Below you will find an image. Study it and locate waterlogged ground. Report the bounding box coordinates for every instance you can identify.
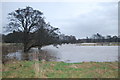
[2,43,119,78]
[7,44,118,63]
[42,44,118,63]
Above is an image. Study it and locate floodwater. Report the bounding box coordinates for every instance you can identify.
[6,44,119,63]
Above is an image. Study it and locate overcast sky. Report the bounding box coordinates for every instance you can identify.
[1,2,118,38]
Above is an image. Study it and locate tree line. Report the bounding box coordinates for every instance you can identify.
[2,31,77,45]
[2,32,119,44]
[77,33,120,43]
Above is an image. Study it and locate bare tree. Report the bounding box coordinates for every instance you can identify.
[6,6,46,52]
[5,6,61,52]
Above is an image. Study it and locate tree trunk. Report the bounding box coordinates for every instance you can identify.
[38,45,42,51]
[23,30,29,52]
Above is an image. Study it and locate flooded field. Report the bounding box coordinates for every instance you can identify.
[6,44,119,63]
[42,44,118,63]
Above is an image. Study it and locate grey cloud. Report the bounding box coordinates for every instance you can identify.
[58,2,118,38]
[2,2,118,38]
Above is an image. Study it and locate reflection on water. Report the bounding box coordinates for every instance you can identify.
[6,48,59,61]
[6,50,22,60]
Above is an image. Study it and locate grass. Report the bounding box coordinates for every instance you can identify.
[76,42,120,46]
[2,61,118,78]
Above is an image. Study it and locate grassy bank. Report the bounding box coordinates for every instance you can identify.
[2,61,118,78]
[76,42,120,46]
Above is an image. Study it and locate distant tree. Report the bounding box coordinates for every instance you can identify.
[118,35,120,42]
[69,35,76,43]
[112,35,118,42]
[106,35,112,42]
[91,33,104,42]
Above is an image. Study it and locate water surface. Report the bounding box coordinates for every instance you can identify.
[42,44,118,63]
[7,44,118,63]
